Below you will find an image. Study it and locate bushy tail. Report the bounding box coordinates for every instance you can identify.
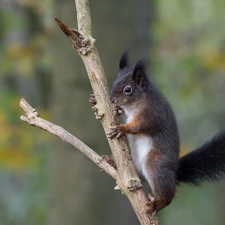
[177,130,225,185]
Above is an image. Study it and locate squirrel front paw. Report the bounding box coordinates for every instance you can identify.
[107,125,124,139]
[112,105,123,116]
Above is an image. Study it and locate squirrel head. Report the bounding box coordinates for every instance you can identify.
[110,50,150,107]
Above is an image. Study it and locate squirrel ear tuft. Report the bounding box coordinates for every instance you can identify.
[119,50,129,70]
[132,58,149,88]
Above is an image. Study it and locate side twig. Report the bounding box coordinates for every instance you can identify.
[19,98,117,180]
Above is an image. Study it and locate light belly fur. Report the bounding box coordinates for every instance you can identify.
[126,133,153,178]
[122,105,153,178]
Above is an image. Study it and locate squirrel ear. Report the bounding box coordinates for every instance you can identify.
[119,50,129,70]
[132,58,148,88]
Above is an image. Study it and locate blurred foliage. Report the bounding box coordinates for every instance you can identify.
[153,0,225,149]
[0,0,51,224]
[0,89,50,170]
[152,1,225,224]
[0,0,225,224]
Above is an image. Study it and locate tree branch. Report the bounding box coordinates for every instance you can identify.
[19,98,117,180]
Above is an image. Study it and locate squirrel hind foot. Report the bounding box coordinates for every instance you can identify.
[147,193,155,203]
[101,155,117,169]
[146,205,156,216]
[146,193,156,216]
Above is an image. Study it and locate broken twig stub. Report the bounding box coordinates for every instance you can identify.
[53,16,95,55]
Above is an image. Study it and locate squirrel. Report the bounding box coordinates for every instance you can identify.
[105,50,225,215]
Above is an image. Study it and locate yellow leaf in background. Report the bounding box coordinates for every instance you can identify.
[0,111,7,123]
[7,43,34,76]
[0,147,38,171]
[0,124,12,146]
[16,0,44,14]
[0,106,48,170]
[204,52,225,69]
[7,43,31,59]
[17,56,34,76]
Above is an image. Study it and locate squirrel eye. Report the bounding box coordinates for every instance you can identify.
[123,85,132,94]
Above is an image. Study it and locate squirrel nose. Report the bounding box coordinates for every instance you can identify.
[110,97,117,104]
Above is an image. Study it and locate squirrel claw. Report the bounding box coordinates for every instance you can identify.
[89,94,97,104]
[107,126,123,139]
[112,105,122,116]
[116,132,123,138]
[147,193,155,203]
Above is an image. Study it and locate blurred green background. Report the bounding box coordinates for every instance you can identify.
[1,0,225,224]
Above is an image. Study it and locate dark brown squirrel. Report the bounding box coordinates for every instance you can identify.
[105,50,225,214]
